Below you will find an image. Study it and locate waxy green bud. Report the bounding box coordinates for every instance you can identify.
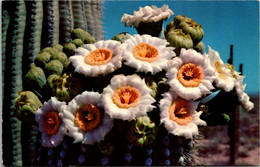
[45,60,63,76]
[126,116,157,147]
[193,41,205,53]
[34,52,51,69]
[166,28,193,49]
[72,39,84,48]
[52,44,63,52]
[177,20,204,45]
[64,42,77,56]
[14,91,42,123]
[173,15,191,27]
[165,20,175,35]
[25,66,46,90]
[51,51,70,68]
[71,28,95,44]
[112,32,132,43]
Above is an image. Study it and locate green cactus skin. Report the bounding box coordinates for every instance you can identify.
[23,1,43,75]
[2,6,10,103]
[41,1,60,49]
[58,0,74,45]
[84,0,95,38]
[2,1,26,166]
[72,0,88,31]
[91,0,104,40]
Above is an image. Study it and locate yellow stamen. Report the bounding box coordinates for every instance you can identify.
[169,98,192,125]
[132,43,158,62]
[85,48,113,65]
[177,63,203,87]
[75,104,102,132]
[214,61,226,79]
[112,86,140,109]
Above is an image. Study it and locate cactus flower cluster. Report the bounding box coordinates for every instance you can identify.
[12,4,254,166]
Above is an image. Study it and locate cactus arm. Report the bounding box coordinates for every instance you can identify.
[58,0,74,45]
[91,0,104,40]
[41,1,60,49]
[84,0,95,37]
[23,1,43,77]
[71,0,87,31]
[1,7,10,101]
[2,1,27,166]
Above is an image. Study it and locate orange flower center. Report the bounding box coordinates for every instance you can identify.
[132,43,158,62]
[214,61,226,79]
[75,104,102,132]
[84,48,113,65]
[112,86,140,109]
[177,63,204,87]
[169,98,192,125]
[44,111,61,136]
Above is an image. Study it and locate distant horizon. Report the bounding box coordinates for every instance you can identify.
[102,1,259,95]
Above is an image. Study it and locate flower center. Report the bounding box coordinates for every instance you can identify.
[177,63,203,87]
[84,48,113,65]
[214,61,226,79]
[44,111,61,136]
[169,98,192,125]
[75,104,102,132]
[132,43,158,62]
[112,86,140,109]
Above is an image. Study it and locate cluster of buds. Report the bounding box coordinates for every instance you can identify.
[126,116,157,147]
[165,15,205,54]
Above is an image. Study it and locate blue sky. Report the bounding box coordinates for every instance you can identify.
[102,1,259,95]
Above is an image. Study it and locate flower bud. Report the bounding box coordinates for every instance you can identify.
[63,42,77,56]
[166,28,193,50]
[14,91,42,123]
[52,44,63,52]
[45,60,63,76]
[112,32,132,43]
[193,41,205,53]
[51,51,70,68]
[72,39,84,48]
[34,52,51,69]
[25,66,46,90]
[71,28,95,44]
[165,20,175,35]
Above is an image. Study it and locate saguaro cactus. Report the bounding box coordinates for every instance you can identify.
[2,1,104,166]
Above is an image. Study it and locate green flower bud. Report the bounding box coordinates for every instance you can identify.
[173,15,191,27]
[193,41,205,53]
[165,20,175,35]
[34,52,51,69]
[40,47,57,57]
[25,66,46,90]
[111,32,132,43]
[14,91,42,123]
[166,28,193,49]
[177,19,204,45]
[47,73,84,102]
[51,51,70,68]
[63,42,77,56]
[45,60,63,76]
[145,78,158,98]
[126,116,157,147]
[52,44,63,52]
[72,39,84,48]
[71,28,95,44]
